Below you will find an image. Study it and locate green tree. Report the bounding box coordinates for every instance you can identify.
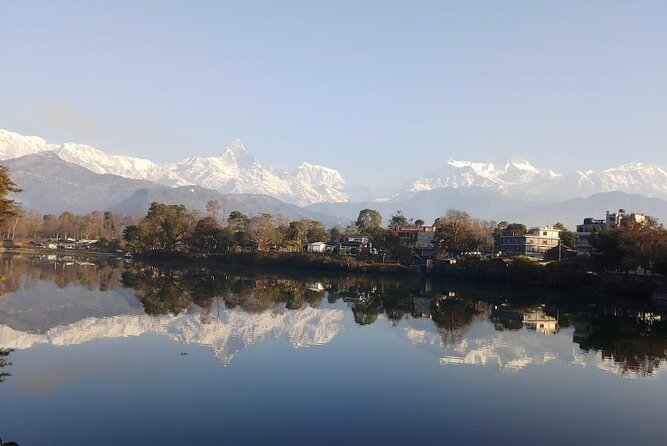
[553,222,576,248]
[228,211,249,231]
[329,225,344,243]
[591,216,667,272]
[0,165,21,228]
[368,228,401,261]
[284,219,310,250]
[190,216,222,253]
[306,220,328,243]
[388,210,409,230]
[143,202,197,250]
[356,209,382,234]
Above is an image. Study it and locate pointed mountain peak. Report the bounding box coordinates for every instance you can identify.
[503,157,539,173]
[219,138,255,168]
[223,138,247,156]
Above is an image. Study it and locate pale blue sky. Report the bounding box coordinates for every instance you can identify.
[1,0,666,187]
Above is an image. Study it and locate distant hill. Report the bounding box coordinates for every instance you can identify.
[3,153,342,225]
[307,188,667,228]
[4,153,156,214]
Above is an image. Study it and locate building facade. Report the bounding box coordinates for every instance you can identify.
[499,226,560,259]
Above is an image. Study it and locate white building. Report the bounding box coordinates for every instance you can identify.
[499,226,561,259]
[306,242,327,253]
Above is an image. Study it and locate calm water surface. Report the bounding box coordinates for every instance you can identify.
[1,254,667,445]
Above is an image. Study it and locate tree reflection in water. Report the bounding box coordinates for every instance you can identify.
[117,262,667,377]
[2,255,667,378]
[0,348,12,384]
[574,312,667,378]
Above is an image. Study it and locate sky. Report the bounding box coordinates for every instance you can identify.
[1,0,666,188]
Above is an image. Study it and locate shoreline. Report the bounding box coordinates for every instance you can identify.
[1,247,661,299]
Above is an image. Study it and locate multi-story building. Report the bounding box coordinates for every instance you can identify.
[395,225,436,256]
[576,209,646,255]
[499,226,560,259]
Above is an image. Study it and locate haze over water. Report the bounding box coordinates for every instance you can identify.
[0,255,666,445]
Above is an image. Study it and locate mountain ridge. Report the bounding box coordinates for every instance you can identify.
[0,129,349,206]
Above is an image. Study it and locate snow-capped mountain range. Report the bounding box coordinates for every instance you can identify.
[406,157,667,201]
[2,128,667,205]
[0,129,348,206]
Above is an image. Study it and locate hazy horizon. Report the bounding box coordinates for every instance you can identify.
[2,1,666,188]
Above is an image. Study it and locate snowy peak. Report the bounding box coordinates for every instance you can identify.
[0,129,56,159]
[0,129,349,206]
[220,139,256,169]
[56,142,157,179]
[410,157,547,192]
[408,157,667,201]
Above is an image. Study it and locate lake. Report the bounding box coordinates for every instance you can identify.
[1,254,667,445]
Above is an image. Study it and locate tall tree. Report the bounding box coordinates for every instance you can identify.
[244,214,277,249]
[206,199,224,224]
[143,202,197,250]
[228,211,249,232]
[553,222,576,248]
[388,210,409,230]
[356,209,382,234]
[0,165,21,228]
[434,209,484,255]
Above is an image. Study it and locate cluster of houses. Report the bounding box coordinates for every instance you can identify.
[304,208,646,262]
[306,236,376,256]
[498,208,646,260]
[33,239,99,250]
[306,226,438,258]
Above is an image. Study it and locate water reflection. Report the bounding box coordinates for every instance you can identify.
[0,348,12,383]
[1,254,667,379]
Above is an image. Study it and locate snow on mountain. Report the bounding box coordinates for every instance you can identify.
[4,128,667,204]
[0,129,57,159]
[0,129,349,206]
[409,158,557,193]
[148,141,349,205]
[56,143,157,179]
[407,157,667,201]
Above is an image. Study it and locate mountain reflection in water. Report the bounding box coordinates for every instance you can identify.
[0,254,666,379]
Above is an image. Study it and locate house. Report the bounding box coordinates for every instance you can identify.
[306,242,327,253]
[499,226,560,259]
[336,240,365,256]
[576,209,646,255]
[522,309,559,335]
[395,226,436,247]
[336,236,372,256]
[395,225,437,258]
